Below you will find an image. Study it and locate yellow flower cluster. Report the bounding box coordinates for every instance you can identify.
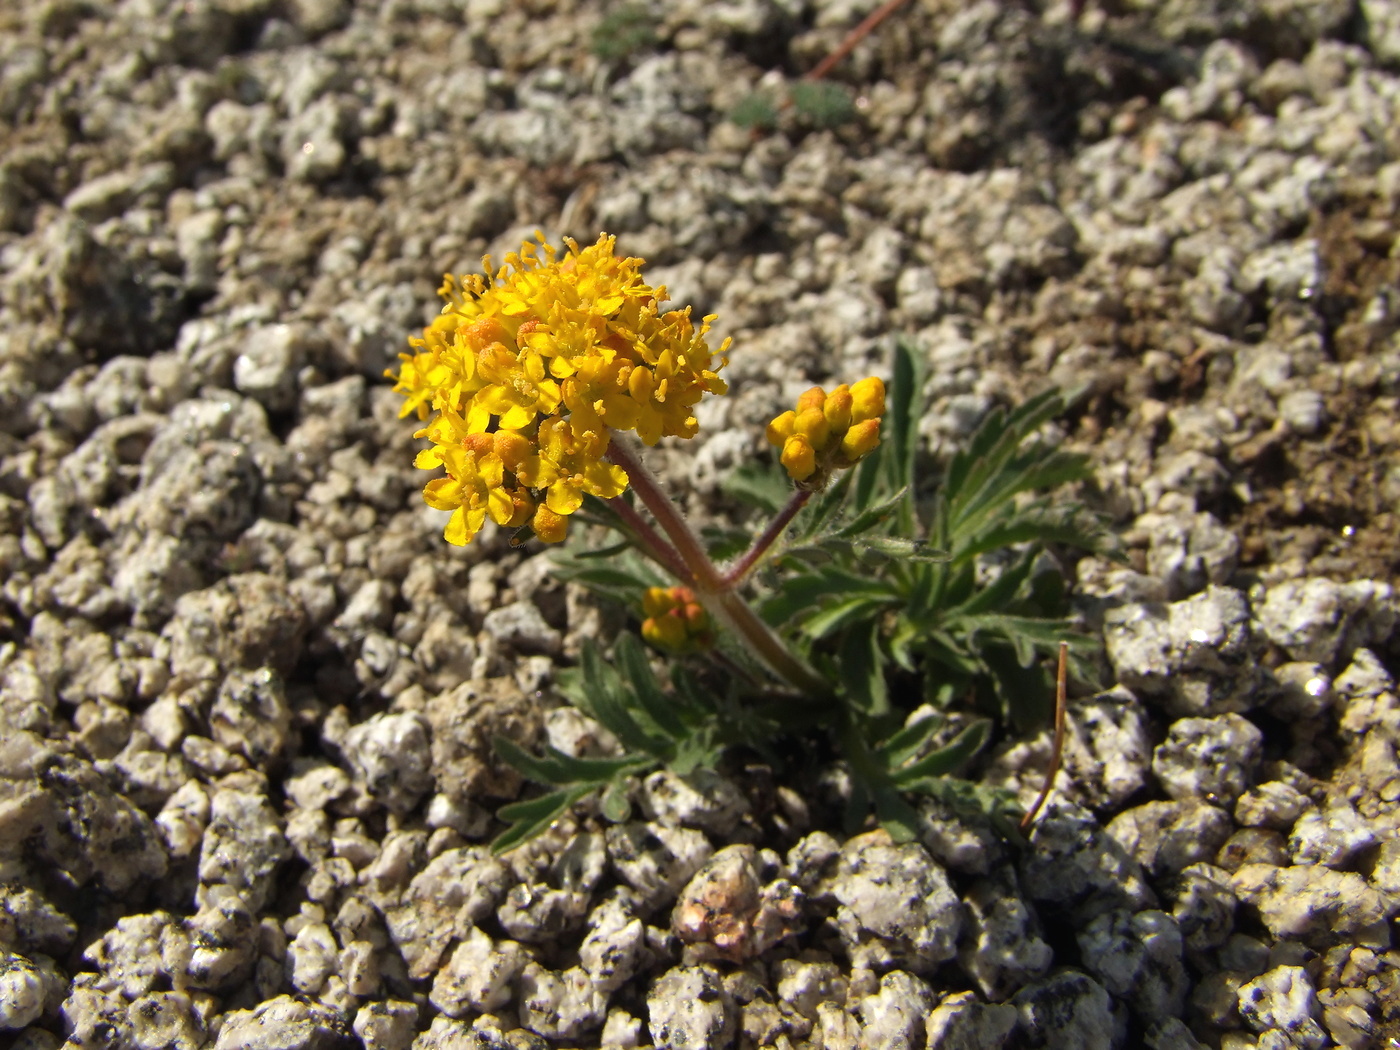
[766,378,885,488]
[640,586,714,654]
[388,235,729,546]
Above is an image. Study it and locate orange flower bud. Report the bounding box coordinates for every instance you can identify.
[851,377,886,424]
[531,504,569,544]
[765,410,797,447]
[794,408,830,450]
[781,434,817,481]
[823,385,853,431]
[642,613,688,652]
[642,586,672,619]
[463,315,510,351]
[640,586,713,653]
[463,432,495,457]
[680,600,709,633]
[493,430,533,472]
[503,486,535,528]
[796,386,827,414]
[840,418,881,462]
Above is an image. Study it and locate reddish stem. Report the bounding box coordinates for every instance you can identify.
[607,495,694,584]
[724,489,812,586]
[1020,641,1070,833]
[604,433,828,696]
[804,0,914,83]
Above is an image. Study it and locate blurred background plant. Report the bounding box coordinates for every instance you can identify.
[590,1,657,64]
[729,79,859,132]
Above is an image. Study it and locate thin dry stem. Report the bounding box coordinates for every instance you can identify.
[1020,641,1069,833]
[804,0,914,83]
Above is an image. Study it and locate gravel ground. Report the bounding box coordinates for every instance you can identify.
[2,0,1399,1047]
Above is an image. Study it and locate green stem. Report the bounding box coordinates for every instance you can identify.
[604,432,830,698]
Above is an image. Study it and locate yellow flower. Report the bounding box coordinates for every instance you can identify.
[766,378,885,489]
[386,233,730,545]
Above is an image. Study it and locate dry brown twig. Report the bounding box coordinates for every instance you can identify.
[804,0,915,83]
[1020,640,1069,833]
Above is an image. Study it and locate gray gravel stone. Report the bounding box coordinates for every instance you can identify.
[990,686,1154,814]
[197,788,290,911]
[1152,715,1264,805]
[958,869,1053,999]
[1266,661,1333,720]
[580,896,647,996]
[209,667,291,766]
[429,926,527,1017]
[1238,965,1329,1049]
[1168,862,1239,961]
[1287,801,1377,869]
[425,677,543,807]
[1104,587,1261,716]
[820,832,963,975]
[1077,909,1188,1025]
[1145,1017,1211,1050]
[853,970,937,1046]
[1230,864,1389,947]
[923,991,1018,1050]
[481,601,563,657]
[23,756,168,897]
[233,324,308,413]
[1256,578,1398,665]
[1234,781,1312,831]
[1361,0,1400,66]
[606,822,713,917]
[213,994,350,1049]
[1021,804,1156,923]
[638,769,749,837]
[0,950,47,1029]
[1107,800,1235,878]
[341,712,434,815]
[647,965,736,1050]
[1139,509,1240,599]
[353,1000,418,1050]
[671,844,803,964]
[1012,969,1125,1049]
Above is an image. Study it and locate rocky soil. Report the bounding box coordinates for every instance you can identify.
[1,0,1399,1047]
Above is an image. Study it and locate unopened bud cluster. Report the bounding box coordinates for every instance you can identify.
[765,378,885,489]
[640,586,714,654]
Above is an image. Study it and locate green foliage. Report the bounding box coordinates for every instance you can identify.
[729,92,780,131]
[494,337,1112,850]
[789,81,857,128]
[730,81,858,132]
[491,634,730,852]
[591,3,657,64]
